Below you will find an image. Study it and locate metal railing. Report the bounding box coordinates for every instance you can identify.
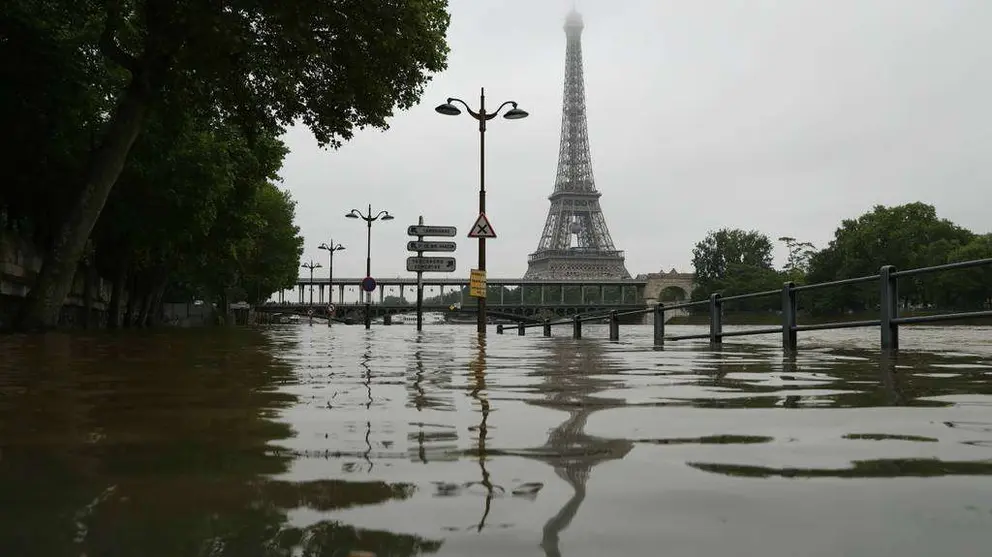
[496,258,992,351]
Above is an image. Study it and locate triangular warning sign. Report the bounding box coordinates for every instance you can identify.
[467,213,496,239]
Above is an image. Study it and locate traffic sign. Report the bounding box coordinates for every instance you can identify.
[361,276,377,292]
[408,225,457,237]
[406,256,456,273]
[467,213,496,239]
[469,269,487,298]
[407,240,456,252]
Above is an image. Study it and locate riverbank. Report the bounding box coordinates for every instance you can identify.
[1,232,221,330]
[0,232,114,329]
[668,310,992,326]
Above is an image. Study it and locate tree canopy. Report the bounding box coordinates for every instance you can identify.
[688,203,990,315]
[2,0,451,330]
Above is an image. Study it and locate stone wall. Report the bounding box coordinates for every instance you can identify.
[0,232,119,329]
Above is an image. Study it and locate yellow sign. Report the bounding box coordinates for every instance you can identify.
[469,268,487,298]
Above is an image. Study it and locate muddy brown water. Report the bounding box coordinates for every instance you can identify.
[1,324,991,556]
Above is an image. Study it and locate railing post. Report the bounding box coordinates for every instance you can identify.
[496,324,504,334]
[781,281,797,351]
[709,293,723,344]
[517,322,525,336]
[573,315,582,339]
[543,319,552,337]
[880,265,899,351]
[653,303,665,346]
[609,310,619,341]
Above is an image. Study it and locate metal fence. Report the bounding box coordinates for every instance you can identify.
[496,258,992,351]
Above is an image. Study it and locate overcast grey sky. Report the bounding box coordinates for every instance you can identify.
[279,0,991,282]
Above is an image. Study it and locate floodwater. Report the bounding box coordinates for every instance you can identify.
[1,323,991,557]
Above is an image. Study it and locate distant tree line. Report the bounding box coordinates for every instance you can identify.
[0,0,450,330]
[690,202,992,314]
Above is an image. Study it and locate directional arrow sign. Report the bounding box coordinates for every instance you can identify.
[408,225,457,237]
[406,256,456,273]
[407,240,457,252]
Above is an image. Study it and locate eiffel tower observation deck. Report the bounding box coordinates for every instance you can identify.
[524,9,631,280]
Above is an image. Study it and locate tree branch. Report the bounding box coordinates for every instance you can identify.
[99,0,139,73]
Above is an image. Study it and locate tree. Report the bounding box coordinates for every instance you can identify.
[16,0,451,330]
[692,228,774,286]
[933,234,992,309]
[238,184,305,306]
[689,229,777,312]
[806,203,974,312]
[778,236,816,283]
[0,1,119,245]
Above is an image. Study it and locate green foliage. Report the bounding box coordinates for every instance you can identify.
[778,236,816,283]
[692,228,774,287]
[0,0,120,244]
[3,0,452,329]
[931,234,992,309]
[806,203,974,313]
[690,229,778,311]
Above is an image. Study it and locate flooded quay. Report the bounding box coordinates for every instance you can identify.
[1,324,991,557]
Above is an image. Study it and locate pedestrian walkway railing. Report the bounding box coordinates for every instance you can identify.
[496,258,992,351]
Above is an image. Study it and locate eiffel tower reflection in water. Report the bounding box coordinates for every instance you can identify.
[464,334,633,556]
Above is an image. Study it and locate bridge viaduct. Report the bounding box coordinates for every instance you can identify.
[261,269,696,324]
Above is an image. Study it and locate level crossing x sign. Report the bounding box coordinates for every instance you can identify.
[467,213,496,239]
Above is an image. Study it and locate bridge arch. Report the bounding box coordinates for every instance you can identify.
[659,285,688,302]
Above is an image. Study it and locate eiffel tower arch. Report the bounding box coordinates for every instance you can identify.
[524,9,631,280]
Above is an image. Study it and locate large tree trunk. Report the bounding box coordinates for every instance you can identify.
[82,261,96,329]
[14,82,151,331]
[123,272,141,328]
[142,273,169,327]
[107,263,127,329]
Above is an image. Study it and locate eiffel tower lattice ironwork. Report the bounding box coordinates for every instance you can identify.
[524,9,630,280]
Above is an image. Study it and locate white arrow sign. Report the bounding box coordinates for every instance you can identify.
[407,240,457,252]
[406,256,457,273]
[408,225,457,237]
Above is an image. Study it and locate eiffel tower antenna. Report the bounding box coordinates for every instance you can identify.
[524,9,631,280]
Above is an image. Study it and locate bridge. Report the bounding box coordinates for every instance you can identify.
[259,271,697,324]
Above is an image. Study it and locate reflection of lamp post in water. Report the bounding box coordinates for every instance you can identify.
[467,336,502,531]
[346,204,394,329]
[360,339,374,472]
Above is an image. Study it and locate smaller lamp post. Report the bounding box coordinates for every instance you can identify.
[318,240,345,324]
[301,260,322,326]
[346,204,394,329]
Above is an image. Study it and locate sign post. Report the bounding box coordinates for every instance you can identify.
[467,213,497,333]
[416,217,424,331]
[407,220,458,331]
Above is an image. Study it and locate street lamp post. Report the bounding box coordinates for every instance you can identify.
[346,204,394,329]
[301,260,322,325]
[318,240,345,325]
[435,87,528,335]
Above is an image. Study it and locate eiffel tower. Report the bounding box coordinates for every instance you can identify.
[524,9,631,280]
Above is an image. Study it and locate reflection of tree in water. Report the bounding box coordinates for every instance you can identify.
[677,344,984,410]
[525,339,634,557]
[0,329,442,557]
